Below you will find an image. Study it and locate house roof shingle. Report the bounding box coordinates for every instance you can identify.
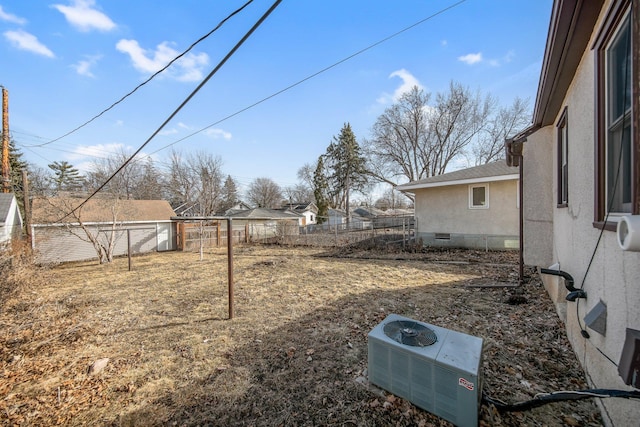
[31,198,176,224]
[396,162,518,192]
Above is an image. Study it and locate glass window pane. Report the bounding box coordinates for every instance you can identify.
[472,187,485,206]
[605,12,632,214]
[607,14,631,125]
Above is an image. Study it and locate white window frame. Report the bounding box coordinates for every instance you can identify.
[469,184,489,209]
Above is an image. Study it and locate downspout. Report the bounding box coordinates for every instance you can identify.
[506,138,525,285]
[506,124,542,285]
[518,155,524,285]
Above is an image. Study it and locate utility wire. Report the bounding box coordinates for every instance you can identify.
[146,0,468,156]
[26,0,254,148]
[54,0,283,223]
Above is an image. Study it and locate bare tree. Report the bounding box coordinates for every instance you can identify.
[28,164,54,197]
[429,82,494,175]
[135,158,166,200]
[365,82,496,186]
[283,184,313,204]
[87,152,166,200]
[374,187,411,210]
[167,150,224,216]
[166,151,224,259]
[472,97,531,165]
[366,86,433,186]
[246,177,282,208]
[297,163,315,189]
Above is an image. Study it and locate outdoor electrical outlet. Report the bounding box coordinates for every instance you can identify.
[618,328,640,389]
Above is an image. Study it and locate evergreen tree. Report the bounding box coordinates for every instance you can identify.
[324,123,368,221]
[8,139,27,192]
[313,155,329,224]
[48,160,84,193]
[219,175,239,213]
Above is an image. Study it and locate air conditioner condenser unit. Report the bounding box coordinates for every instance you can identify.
[368,313,483,427]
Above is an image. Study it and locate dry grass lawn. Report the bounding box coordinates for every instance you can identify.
[0,245,602,426]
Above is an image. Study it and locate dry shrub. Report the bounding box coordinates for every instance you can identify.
[0,239,47,304]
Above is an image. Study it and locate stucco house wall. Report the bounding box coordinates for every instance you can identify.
[522,127,554,268]
[397,162,520,250]
[514,1,640,425]
[412,180,519,249]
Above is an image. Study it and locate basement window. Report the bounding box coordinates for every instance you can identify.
[469,184,489,209]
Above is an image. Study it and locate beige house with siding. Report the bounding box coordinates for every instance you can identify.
[506,0,640,425]
[31,198,177,263]
[396,162,519,250]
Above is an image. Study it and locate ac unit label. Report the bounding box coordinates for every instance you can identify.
[458,378,475,391]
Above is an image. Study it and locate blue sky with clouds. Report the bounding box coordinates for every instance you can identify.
[1,0,552,195]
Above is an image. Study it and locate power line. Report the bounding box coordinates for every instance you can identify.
[55,0,283,223]
[26,0,255,148]
[147,0,468,156]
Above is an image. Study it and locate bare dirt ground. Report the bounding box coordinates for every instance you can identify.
[0,244,603,426]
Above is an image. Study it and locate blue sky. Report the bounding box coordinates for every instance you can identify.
[1,0,552,196]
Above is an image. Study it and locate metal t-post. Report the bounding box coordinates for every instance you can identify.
[227,218,234,319]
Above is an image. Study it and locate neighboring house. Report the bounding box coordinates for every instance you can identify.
[353,206,386,218]
[222,201,252,216]
[327,208,347,226]
[31,198,177,263]
[355,206,415,229]
[281,202,318,226]
[228,207,300,240]
[396,162,519,249]
[0,193,23,246]
[506,1,639,425]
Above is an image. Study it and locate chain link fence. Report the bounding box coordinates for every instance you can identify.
[177,215,416,252]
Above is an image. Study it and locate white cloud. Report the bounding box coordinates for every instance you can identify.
[158,128,178,136]
[376,69,423,105]
[69,142,125,161]
[441,40,447,47]
[52,0,116,32]
[0,6,27,24]
[3,30,54,57]
[458,52,482,65]
[204,128,232,140]
[116,39,209,82]
[487,50,516,67]
[71,54,102,77]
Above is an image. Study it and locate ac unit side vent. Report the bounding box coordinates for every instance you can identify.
[368,314,483,427]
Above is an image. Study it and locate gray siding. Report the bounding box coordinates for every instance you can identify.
[33,222,176,264]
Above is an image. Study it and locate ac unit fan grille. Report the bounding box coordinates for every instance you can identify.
[383,320,437,347]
